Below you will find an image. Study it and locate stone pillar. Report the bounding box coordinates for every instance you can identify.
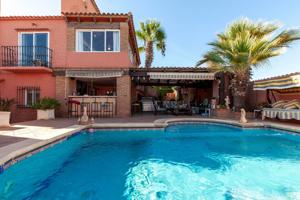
[55,76,76,117]
[117,75,131,117]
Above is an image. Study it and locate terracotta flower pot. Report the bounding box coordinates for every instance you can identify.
[37,109,55,120]
[213,109,231,118]
[0,111,11,127]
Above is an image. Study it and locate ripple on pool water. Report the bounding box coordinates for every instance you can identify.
[124,157,300,200]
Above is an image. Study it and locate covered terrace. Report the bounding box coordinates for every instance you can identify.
[130,67,228,115]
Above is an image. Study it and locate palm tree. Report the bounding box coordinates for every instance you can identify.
[197,18,300,110]
[136,20,166,68]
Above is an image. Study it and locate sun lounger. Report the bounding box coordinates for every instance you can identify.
[262,108,300,120]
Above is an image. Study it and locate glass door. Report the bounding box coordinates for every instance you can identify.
[20,33,49,66]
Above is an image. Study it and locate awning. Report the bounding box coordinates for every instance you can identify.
[254,73,300,90]
[147,72,215,80]
[66,70,124,79]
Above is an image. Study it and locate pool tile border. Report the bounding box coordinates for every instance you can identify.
[0,118,299,173]
[0,126,87,172]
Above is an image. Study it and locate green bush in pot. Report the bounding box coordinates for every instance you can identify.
[0,98,14,111]
[32,97,60,110]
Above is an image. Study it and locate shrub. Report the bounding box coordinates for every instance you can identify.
[0,98,14,111]
[32,98,60,110]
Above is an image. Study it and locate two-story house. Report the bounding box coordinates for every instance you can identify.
[0,0,140,122]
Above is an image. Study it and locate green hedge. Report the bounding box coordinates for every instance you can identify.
[32,98,60,110]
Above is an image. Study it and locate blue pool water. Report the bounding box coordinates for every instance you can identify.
[1,123,300,199]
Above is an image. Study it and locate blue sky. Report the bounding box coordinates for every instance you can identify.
[1,0,300,80]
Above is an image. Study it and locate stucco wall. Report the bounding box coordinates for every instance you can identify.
[0,19,67,68]
[61,0,99,13]
[0,71,56,123]
[64,22,133,69]
[0,19,136,69]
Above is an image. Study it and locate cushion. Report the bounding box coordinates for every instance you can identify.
[272,100,287,108]
[283,99,300,109]
[284,104,298,109]
[296,102,300,109]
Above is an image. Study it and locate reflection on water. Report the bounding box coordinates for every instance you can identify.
[124,158,300,200]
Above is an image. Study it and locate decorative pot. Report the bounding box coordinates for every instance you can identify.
[212,108,231,118]
[0,111,11,127]
[37,109,55,120]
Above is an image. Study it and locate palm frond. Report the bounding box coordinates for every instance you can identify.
[196,18,300,75]
[136,19,167,65]
[138,46,146,53]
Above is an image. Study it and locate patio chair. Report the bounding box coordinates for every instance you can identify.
[174,102,193,116]
[199,99,211,117]
[68,100,81,118]
[153,100,167,115]
[262,99,300,121]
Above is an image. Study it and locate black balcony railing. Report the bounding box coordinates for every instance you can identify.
[1,46,53,68]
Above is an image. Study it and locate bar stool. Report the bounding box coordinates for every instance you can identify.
[104,102,114,118]
[91,101,101,118]
[68,100,81,118]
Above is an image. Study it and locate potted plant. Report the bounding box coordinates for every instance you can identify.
[32,97,60,120]
[0,98,14,127]
[213,104,231,118]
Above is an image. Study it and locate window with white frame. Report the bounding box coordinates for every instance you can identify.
[17,86,40,108]
[76,30,120,52]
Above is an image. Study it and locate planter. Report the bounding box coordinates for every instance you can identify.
[37,109,55,120]
[0,111,11,127]
[212,109,231,118]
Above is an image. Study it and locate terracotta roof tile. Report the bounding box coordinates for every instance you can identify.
[91,0,101,13]
[61,12,129,17]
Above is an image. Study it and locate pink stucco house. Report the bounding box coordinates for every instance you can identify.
[0,0,140,122]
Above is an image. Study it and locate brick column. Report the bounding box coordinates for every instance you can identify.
[212,80,220,104]
[117,75,131,117]
[56,76,76,117]
[120,22,129,52]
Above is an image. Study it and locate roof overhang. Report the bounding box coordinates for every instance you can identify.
[65,70,124,79]
[148,72,215,80]
[254,73,300,90]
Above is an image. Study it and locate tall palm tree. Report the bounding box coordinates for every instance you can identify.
[197,18,300,110]
[136,20,166,68]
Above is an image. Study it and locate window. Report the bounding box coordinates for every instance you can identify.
[76,30,120,52]
[106,31,120,52]
[19,32,49,66]
[17,86,40,108]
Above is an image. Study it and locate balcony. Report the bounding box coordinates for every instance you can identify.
[1,46,53,68]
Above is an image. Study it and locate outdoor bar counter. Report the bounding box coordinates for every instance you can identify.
[68,96,117,118]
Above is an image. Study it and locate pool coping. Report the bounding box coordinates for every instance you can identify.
[1,118,300,173]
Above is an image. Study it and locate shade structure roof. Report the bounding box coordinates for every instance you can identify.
[66,70,124,79]
[254,72,300,90]
[130,67,216,80]
[148,72,215,80]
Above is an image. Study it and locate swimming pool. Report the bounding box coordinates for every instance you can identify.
[1,123,300,199]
